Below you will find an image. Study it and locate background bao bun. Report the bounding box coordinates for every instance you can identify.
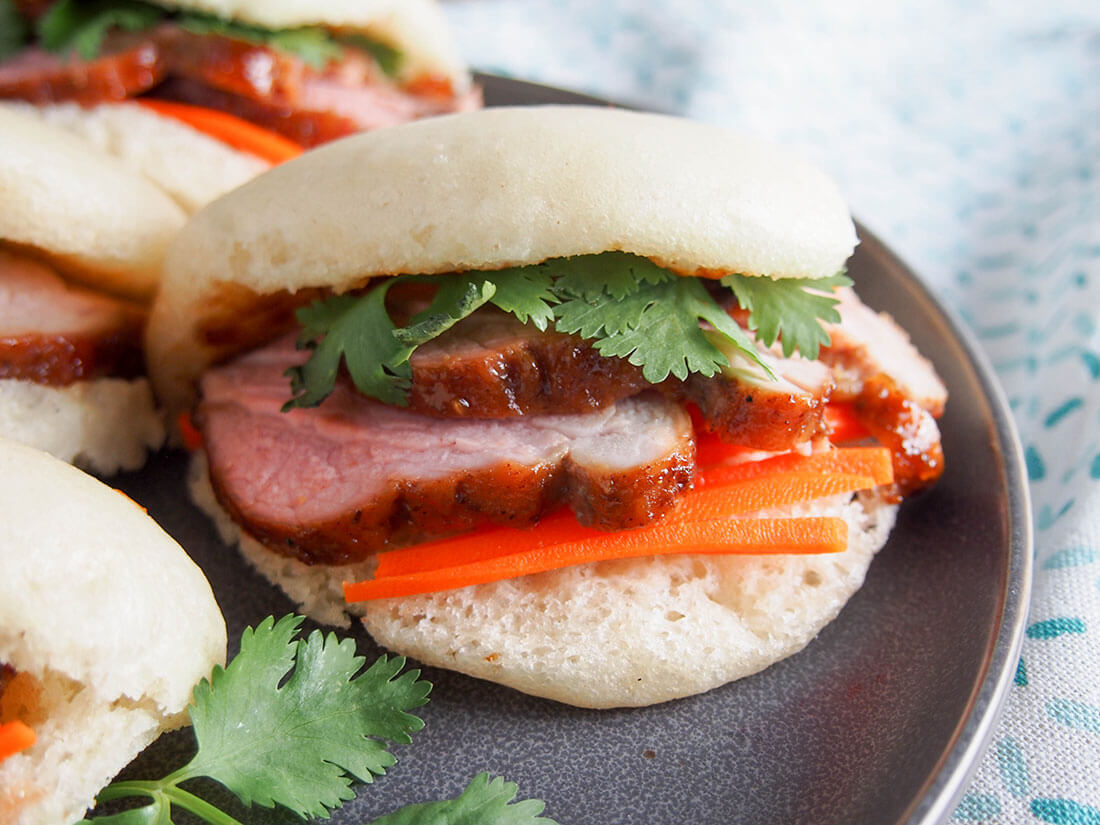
[3,101,271,215]
[148,0,471,90]
[0,105,185,301]
[151,104,894,708]
[0,106,176,472]
[148,104,859,422]
[0,438,226,825]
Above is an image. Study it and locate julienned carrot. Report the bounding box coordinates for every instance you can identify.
[136,100,303,164]
[677,472,877,520]
[178,410,204,451]
[0,720,35,762]
[375,508,592,578]
[696,446,893,489]
[345,516,848,601]
[375,469,879,579]
[825,402,870,442]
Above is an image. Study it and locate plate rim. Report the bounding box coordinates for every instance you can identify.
[475,74,1035,824]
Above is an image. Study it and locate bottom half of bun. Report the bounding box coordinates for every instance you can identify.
[189,453,898,708]
[0,665,180,825]
[0,378,165,475]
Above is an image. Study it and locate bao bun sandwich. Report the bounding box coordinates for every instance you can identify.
[148,105,947,708]
[0,0,480,210]
[0,437,226,825]
[0,105,179,471]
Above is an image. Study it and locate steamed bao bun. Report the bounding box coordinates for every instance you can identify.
[152,105,894,708]
[0,106,181,472]
[0,437,226,825]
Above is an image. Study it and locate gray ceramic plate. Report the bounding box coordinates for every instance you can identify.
[109,77,1033,825]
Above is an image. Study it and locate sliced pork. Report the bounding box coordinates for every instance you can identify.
[198,336,695,565]
[0,250,145,384]
[0,42,164,103]
[821,287,948,416]
[0,23,480,146]
[406,306,833,451]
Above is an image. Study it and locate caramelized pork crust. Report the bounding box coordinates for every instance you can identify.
[0,251,145,385]
[198,337,695,565]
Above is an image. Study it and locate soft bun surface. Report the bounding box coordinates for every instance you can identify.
[0,106,185,300]
[0,438,226,824]
[0,378,165,475]
[148,105,858,420]
[148,0,469,88]
[5,101,270,215]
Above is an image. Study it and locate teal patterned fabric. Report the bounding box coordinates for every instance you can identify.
[444,0,1100,817]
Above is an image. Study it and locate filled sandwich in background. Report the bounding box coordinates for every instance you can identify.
[148,105,947,708]
[0,0,480,214]
[0,104,179,472]
[0,437,226,825]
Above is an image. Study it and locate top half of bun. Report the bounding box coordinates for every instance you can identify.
[147,105,857,419]
[148,0,470,89]
[0,437,226,720]
[0,105,186,301]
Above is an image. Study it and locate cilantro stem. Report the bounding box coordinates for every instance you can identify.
[95,779,246,825]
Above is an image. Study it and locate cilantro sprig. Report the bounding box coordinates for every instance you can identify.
[83,615,432,824]
[723,271,852,360]
[372,773,558,825]
[30,0,402,73]
[285,252,848,410]
[0,0,30,60]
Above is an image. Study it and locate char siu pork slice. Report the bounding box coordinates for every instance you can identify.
[821,287,947,416]
[0,41,164,103]
[405,306,833,452]
[0,250,145,384]
[197,335,695,565]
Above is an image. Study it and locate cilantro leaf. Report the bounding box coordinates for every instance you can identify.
[0,0,30,60]
[286,284,415,409]
[37,0,164,59]
[83,615,432,824]
[370,773,558,825]
[554,260,770,383]
[176,12,344,69]
[722,271,852,360]
[482,267,558,330]
[340,33,403,77]
[396,277,497,346]
[175,615,430,818]
[547,252,669,301]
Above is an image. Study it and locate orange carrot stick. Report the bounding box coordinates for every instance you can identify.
[676,472,877,520]
[696,446,893,489]
[346,516,848,601]
[136,100,303,164]
[376,469,878,579]
[0,720,35,762]
[178,410,204,451]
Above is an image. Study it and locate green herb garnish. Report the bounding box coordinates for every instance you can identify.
[37,0,162,60]
[0,0,30,59]
[31,0,403,74]
[372,772,558,825]
[285,252,848,410]
[175,12,345,70]
[723,270,852,359]
[82,614,432,823]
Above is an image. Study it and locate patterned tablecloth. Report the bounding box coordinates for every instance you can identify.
[442,1,1100,820]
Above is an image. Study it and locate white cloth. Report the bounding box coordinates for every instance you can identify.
[445,1,1100,818]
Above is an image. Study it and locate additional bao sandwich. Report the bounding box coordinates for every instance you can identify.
[147,105,947,708]
[0,437,226,824]
[0,104,181,472]
[0,0,479,200]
